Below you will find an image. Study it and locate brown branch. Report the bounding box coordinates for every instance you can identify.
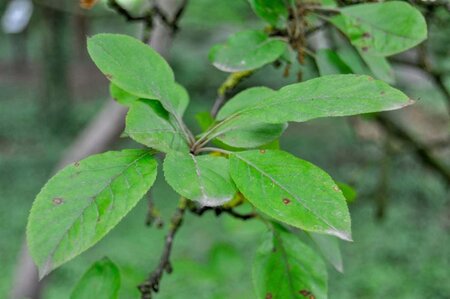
[138,198,187,299]
[139,195,255,298]
[107,0,149,23]
[145,194,164,228]
[107,0,189,33]
[375,114,450,184]
[390,56,450,115]
[188,203,257,221]
[210,70,253,118]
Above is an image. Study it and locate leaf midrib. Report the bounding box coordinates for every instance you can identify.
[42,152,151,272]
[233,153,343,235]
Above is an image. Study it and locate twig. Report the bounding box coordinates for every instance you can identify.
[138,198,188,299]
[189,71,253,152]
[303,5,341,15]
[107,0,151,23]
[154,0,189,33]
[107,0,189,33]
[210,70,254,118]
[145,194,164,228]
[189,204,257,221]
[375,114,450,184]
[196,147,231,155]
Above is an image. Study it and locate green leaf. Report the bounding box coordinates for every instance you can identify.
[209,30,286,72]
[218,122,287,148]
[253,226,328,299]
[125,99,189,153]
[230,150,352,240]
[336,182,357,203]
[214,74,412,138]
[315,49,352,75]
[195,111,215,132]
[331,1,427,56]
[217,87,276,120]
[320,0,337,7]
[70,257,121,299]
[316,48,394,84]
[308,233,343,273]
[248,0,288,28]
[110,83,138,106]
[336,46,372,75]
[27,149,157,277]
[163,152,237,206]
[359,51,395,84]
[87,34,186,117]
[171,83,190,117]
[216,87,287,148]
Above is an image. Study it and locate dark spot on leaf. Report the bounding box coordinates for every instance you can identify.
[362,46,369,52]
[299,289,311,296]
[105,74,113,80]
[272,246,277,253]
[309,295,316,299]
[282,198,291,205]
[52,197,63,205]
[74,161,80,167]
[265,293,273,299]
[259,149,266,154]
[380,91,386,95]
[362,32,371,38]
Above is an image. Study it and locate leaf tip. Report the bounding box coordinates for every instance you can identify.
[407,98,416,106]
[327,229,353,242]
[335,261,344,273]
[38,259,53,280]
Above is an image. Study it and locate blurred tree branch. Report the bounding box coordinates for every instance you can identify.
[375,114,450,184]
[390,53,450,115]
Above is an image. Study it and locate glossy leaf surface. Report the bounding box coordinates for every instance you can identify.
[253,226,328,299]
[27,150,157,277]
[164,152,236,206]
[230,150,352,240]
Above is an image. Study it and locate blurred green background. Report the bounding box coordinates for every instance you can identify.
[0,0,449,298]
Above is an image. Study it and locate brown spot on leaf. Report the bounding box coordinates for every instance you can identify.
[309,295,316,299]
[362,46,369,52]
[52,197,63,205]
[362,32,371,38]
[282,198,291,205]
[367,76,374,81]
[105,74,113,80]
[259,149,266,154]
[299,289,311,296]
[333,186,340,192]
[74,161,80,167]
[380,91,386,95]
[265,293,273,299]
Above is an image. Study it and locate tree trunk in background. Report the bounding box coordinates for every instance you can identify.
[39,5,72,133]
[10,0,178,298]
[74,14,89,61]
